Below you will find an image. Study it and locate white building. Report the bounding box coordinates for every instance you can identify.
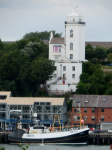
[47,8,86,94]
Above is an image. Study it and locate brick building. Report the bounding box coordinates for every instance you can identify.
[71,95,112,128]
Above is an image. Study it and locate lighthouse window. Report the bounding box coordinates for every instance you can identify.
[70,54,73,59]
[70,43,73,50]
[70,30,73,37]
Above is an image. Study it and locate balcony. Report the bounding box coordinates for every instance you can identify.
[65,21,85,25]
[63,77,66,80]
[53,52,61,56]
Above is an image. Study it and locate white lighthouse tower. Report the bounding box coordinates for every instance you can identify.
[65,6,85,62]
[47,8,86,94]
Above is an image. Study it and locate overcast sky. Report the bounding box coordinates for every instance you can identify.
[0,0,112,41]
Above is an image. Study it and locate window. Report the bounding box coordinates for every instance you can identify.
[72,74,75,78]
[84,116,87,121]
[74,109,77,113]
[79,18,82,22]
[40,102,45,105]
[63,66,66,71]
[70,30,73,37]
[101,116,104,121]
[72,66,75,71]
[77,116,80,121]
[73,19,75,22]
[101,108,104,112]
[84,108,87,113]
[70,42,73,50]
[63,74,66,80]
[92,116,95,121]
[102,99,106,102]
[46,102,50,105]
[59,47,61,52]
[55,47,58,52]
[70,54,73,59]
[92,108,95,113]
[74,116,77,121]
[54,74,57,78]
[77,108,80,113]
[93,46,96,48]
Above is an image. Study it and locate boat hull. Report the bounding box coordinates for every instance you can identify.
[8,129,89,145]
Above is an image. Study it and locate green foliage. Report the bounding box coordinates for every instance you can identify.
[94,47,107,60]
[107,47,112,54]
[105,87,112,95]
[76,83,89,94]
[0,147,5,150]
[76,62,112,95]
[23,31,62,41]
[80,73,90,83]
[19,143,28,150]
[0,35,55,96]
[107,52,112,61]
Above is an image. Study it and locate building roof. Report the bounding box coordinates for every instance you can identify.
[72,95,98,107]
[72,95,112,108]
[85,41,112,49]
[0,91,11,98]
[50,37,65,44]
[0,95,64,106]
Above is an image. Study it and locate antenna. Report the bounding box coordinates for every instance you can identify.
[73,6,78,11]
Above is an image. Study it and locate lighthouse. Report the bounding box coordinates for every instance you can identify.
[47,8,86,94]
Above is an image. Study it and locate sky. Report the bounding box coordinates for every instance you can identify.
[0,0,112,41]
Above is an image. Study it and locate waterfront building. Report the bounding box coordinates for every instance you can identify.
[47,8,87,94]
[0,91,67,129]
[71,95,112,128]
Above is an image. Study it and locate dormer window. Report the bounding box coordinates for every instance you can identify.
[70,30,73,37]
[102,99,106,102]
[53,45,61,53]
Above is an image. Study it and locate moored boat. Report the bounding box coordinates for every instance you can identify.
[8,113,89,145]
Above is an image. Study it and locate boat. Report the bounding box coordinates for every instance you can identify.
[8,113,89,145]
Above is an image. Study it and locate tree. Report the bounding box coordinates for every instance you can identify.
[80,73,90,83]
[94,47,107,61]
[89,69,106,94]
[107,47,112,54]
[105,87,112,95]
[107,52,112,61]
[85,49,94,60]
[76,83,89,94]
[23,31,62,41]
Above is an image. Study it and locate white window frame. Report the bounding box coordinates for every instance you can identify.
[72,74,75,78]
[72,66,75,71]
[70,30,73,37]
[70,54,73,59]
[63,66,66,71]
[70,42,73,50]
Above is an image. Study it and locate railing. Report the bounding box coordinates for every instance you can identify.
[65,21,85,24]
[63,77,66,80]
[48,90,64,96]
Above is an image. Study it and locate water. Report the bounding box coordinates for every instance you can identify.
[0,144,110,150]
